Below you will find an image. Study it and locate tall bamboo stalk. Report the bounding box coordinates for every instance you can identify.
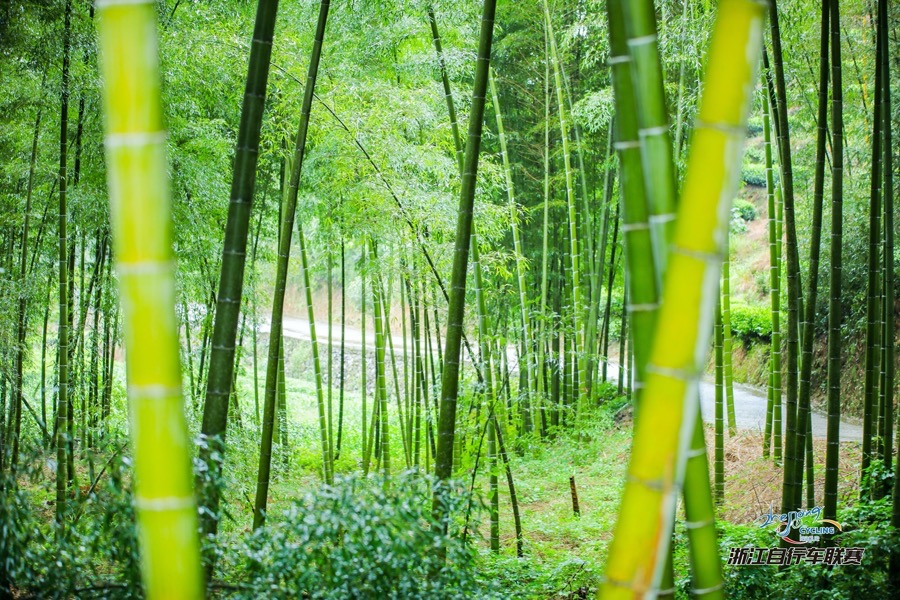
[55,0,72,523]
[714,296,724,504]
[254,0,331,530]
[876,0,893,488]
[96,2,203,595]
[795,0,829,510]
[10,104,42,472]
[489,69,534,406]
[605,0,657,394]
[601,1,763,594]
[762,82,781,460]
[543,0,586,412]
[823,0,842,523]
[372,243,391,476]
[433,0,497,490]
[621,0,677,274]
[198,0,280,541]
[861,0,881,492]
[769,1,803,497]
[722,230,735,435]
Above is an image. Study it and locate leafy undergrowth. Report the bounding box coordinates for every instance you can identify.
[3,383,894,599]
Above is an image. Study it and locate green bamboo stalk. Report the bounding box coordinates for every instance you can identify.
[796,0,828,510]
[433,0,497,488]
[9,102,41,472]
[861,0,882,492]
[823,0,843,523]
[427,7,463,174]
[587,133,615,391]
[488,410,499,553]
[600,1,763,594]
[769,2,802,499]
[620,0,677,274]
[327,250,334,471]
[601,203,621,383]
[253,0,331,531]
[55,0,72,523]
[722,229,735,436]
[372,243,391,476]
[605,0,657,395]
[337,239,346,460]
[96,2,203,595]
[774,185,783,463]
[471,231,499,551]
[489,68,534,405]
[762,82,781,460]
[537,18,551,420]
[543,0,586,412]
[876,0,893,488]
[714,296,724,504]
[382,273,409,468]
[198,0,280,541]
[360,247,369,471]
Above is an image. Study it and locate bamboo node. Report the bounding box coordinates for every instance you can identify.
[127,384,181,400]
[134,496,195,512]
[95,0,154,7]
[639,125,669,137]
[104,131,167,148]
[115,260,175,276]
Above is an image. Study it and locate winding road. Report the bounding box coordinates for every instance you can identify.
[266,316,863,442]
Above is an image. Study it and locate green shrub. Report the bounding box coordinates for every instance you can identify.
[236,472,497,599]
[746,115,764,136]
[741,163,776,188]
[729,303,772,343]
[733,199,757,222]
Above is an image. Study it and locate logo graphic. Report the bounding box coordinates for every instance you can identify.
[726,505,864,566]
[757,505,842,545]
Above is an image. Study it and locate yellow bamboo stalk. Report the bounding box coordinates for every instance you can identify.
[96,2,204,598]
[600,1,765,597]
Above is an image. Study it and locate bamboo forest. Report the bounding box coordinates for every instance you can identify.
[0,0,898,597]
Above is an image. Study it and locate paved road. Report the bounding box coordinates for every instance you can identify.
[266,316,863,442]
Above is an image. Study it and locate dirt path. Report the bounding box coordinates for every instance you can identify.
[267,316,863,442]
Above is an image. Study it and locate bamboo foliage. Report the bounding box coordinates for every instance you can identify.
[601,1,764,595]
[96,1,203,597]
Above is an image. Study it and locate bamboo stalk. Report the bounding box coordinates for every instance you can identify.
[823,0,843,523]
[253,0,331,530]
[722,229,736,436]
[601,1,763,594]
[96,2,203,595]
[543,0,586,413]
[796,0,828,510]
[433,0,497,489]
